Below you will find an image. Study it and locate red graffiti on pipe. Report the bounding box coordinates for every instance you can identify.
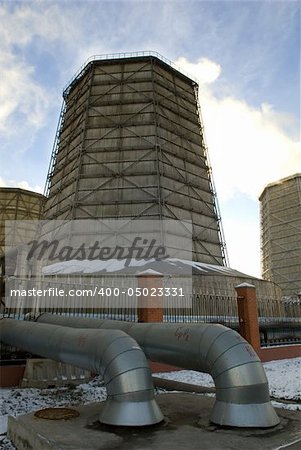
[174,327,190,342]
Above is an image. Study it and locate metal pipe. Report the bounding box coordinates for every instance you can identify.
[0,318,163,426]
[34,313,280,428]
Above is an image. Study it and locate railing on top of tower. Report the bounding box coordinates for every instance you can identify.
[62,51,199,97]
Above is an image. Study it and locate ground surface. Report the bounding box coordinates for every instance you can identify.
[6,394,301,450]
[0,357,300,449]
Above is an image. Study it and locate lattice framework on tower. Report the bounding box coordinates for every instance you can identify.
[44,52,228,266]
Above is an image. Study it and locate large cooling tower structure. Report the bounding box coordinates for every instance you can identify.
[44,52,227,265]
[0,188,45,258]
[259,174,301,297]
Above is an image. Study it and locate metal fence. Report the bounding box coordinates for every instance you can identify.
[258,296,301,346]
[1,276,300,358]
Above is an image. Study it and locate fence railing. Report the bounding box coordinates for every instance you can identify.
[63,50,198,97]
[258,296,301,346]
[1,276,300,357]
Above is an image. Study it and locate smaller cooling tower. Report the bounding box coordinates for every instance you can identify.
[259,174,301,297]
[0,187,45,258]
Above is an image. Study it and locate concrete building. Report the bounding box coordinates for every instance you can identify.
[259,174,301,297]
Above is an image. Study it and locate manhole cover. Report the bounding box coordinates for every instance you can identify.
[34,407,80,420]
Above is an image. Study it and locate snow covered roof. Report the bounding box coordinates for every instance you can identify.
[42,258,255,278]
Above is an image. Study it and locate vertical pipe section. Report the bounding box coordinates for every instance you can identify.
[34,314,280,428]
[0,319,163,426]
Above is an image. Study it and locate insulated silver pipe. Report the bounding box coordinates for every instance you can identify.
[34,313,280,428]
[0,319,163,426]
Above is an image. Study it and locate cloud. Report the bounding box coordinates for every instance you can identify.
[175,57,221,85]
[0,3,88,143]
[0,51,50,135]
[0,3,83,50]
[0,6,51,146]
[0,176,43,194]
[222,214,260,276]
[175,57,300,201]
[175,57,300,276]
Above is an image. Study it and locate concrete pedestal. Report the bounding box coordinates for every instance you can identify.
[8,394,301,450]
[20,358,92,388]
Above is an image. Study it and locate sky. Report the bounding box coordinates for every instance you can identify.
[0,0,300,277]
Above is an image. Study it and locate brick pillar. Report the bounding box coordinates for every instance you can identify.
[136,270,164,323]
[235,283,261,353]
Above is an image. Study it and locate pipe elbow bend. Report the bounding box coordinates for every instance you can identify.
[94,333,163,426]
[200,326,279,427]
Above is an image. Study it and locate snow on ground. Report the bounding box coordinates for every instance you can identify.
[0,379,107,449]
[155,369,214,387]
[263,358,301,401]
[0,358,300,449]
[156,357,301,404]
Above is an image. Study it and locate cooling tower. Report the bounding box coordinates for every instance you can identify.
[44,52,227,265]
[0,187,45,258]
[260,174,301,297]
